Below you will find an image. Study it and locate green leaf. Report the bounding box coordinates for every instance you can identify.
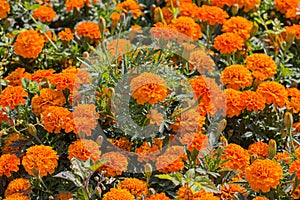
[89,158,109,171]
[281,67,294,77]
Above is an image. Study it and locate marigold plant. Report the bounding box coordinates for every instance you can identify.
[97,152,128,177]
[248,141,269,158]
[75,21,101,40]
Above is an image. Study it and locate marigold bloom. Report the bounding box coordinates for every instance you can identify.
[98,152,128,176]
[180,132,209,152]
[248,141,268,158]
[56,192,73,200]
[68,139,101,162]
[150,22,178,40]
[210,0,235,7]
[14,30,45,58]
[241,91,265,112]
[274,0,299,14]
[130,72,168,105]
[236,0,261,12]
[103,188,135,200]
[285,7,300,20]
[5,178,31,197]
[146,193,170,200]
[161,7,173,24]
[225,89,245,118]
[253,197,269,200]
[214,33,244,54]
[4,193,29,200]
[0,86,28,110]
[65,0,85,12]
[285,24,300,40]
[135,139,163,162]
[178,2,198,18]
[22,145,58,177]
[176,185,193,199]
[256,81,287,108]
[114,0,143,19]
[222,17,253,40]
[195,5,229,26]
[171,16,202,41]
[221,65,253,90]
[221,143,250,172]
[287,88,300,113]
[245,53,277,81]
[2,133,27,154]
[147,109,164,125]
[0,108,8,123]
[189,49,215,74]
[290,160,300,179]
[0,0,10,19]
[193,190,220,200]
[32,6,56,23]
[75,21,101,40]
[246,159,282,192]
[4,68,31,86]
[156,146,186,173]
[109,137,133,152]
[274,152,291,164]
[221,184,247,199]
[118,178,148,199]
[58,28,74,42]
[31,69,55,83]
[0,154,20,177]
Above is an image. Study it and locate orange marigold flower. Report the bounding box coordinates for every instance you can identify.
[146,193,170,200]
[4,68,31,86]
[32,5,56,23]
[189,49,215,74]
[22,145,58,177]
[176,185,193,199]
[56,192,73,200]
[274,151,291,164]
[0,108,8,123]
[287,88,300,113]
[65,0,85,12]
[14,30,45,58]
[75,21,101,40]
[103,188,135,200]
[130,72,168,105]
[178,2,198,18]
[161,7,173,24]
[236,0,261,12]
[222,16,253,40]
[171,16,202,41]
[290,160,300,179]
[285,24,300,40]
[49,72,76,91]
[135,139,163,162]
[248,141,269,158]
[150,22,178,40]
[256,81,287,108]
[210,0,235,7]
[214,33,244,54]
[0,154,20,177]
[179,132,209,152]
[114,0,143,19]
[58,28,74,42]
[221,143,250,171]
[0,86,28,110]
[68,139,101,162]
[2,133,27,154]
[253,197,269,200]
[98,152,128,176]
[285,7,300,20]
[5,178,31,197]
[221,183,247,199]
[31,69,55,83]
[225,89,245,118]
[147,109,164,125]
[0,0,10,19]
[274,0,300,14]
[31,88,66,116]
[221,65,253,90]
[241,91,265,112]
[246,159,282,192]
[4,193,29,200]
[118,178,148,199]
[195,5,229,26]
[245,53,277,81]
[193,190,220,200]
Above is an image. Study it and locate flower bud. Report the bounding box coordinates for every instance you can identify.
[144,163,152,177]
[82,51,89,58]
[98,16,106,36]
[284,112,293,130]
[217,119,227,133]
[153,7,165,24]
[268,139,277,159]
[250,23,259,37]
[231,4,239,16]
[120,13,126,23]
[107,87,115,99]
[286,31,295,48]
[96,136,103,146]
[28,124,37,135]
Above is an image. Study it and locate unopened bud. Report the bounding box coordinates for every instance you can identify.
[250,23,259,37]
[268,139,277,159]
[144,163,152,177]
[286,31,295,48]
[107,87,115,99]
[28,124,37,135]
[82,51,89,58]
[281,130,288,138]
[120,13,126,23]
[98,16,106,36]
[217,119,227,133]
[153,7,165,24]
[96,136,103,146]
[220,136,228,146]
[284,112,293,130]
[231,4,239,16]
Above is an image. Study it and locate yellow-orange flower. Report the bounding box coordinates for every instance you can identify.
[130,72,168,105]
[5,178,31,197]
[245,53,277,81]
[287,88,300,113]
[98,152,128,176]
[210,0,235,7]
[65,0,85,12]
[285,24,300,40]
[32,6,56,23]
[114,0,143,19]
[290,160,300,179]
[58,28,74,42]
[222,16,253,40]
[241,91,265,112]
[150,22,178,40]
[22,144,58,177]
[31,69,55,83]
[4,193,29,200]
[146,193,170,200]
[171,16,202,41]
[246,159,282,192]
[0,86,28,110]
[195,5,229,26]
[285,7,300,20]
[56,192,73,200]
[178,2,199,18]
[274,151,291,164]
[193,190,220,200]
[14,30,45,58]
[189,49,215,74]
[225,89,245,118]
[256,81,287,108]
[2,133,27,154]
[179,132,209,152]
[161,7,173,24]
[118,178,148,199]
[274,0,300,14]
[75,21,101,40]
[221,143,250,171]
[0,0,10,19]
[214,33,244,54]
[221,65,253,90]
[248,141,268,158]
[4,68,31,86]
[103,188,135,200]
[0,154,20,177]
[147,109,164,125]
[68,139,101,162]
[221,183,247,199]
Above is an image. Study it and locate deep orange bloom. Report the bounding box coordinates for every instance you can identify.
[253,197,269,200]
[4,68,32,86]
[193,190,220,200]
[146,193,170,200]
[68,139,101,162]
[221,65,253,90]
[178,2,199,18]
[56,192,73,200]
[49,73,76,91]
[114,0,143,19]
[214,33,244,54]
[32,6,56,23]
[161,7,173,24]
[103,188,135,200]
[14,30,45,58]
[4,193,29,200]
[0,0,10,19]
[176,185,193,199]
[221,184,247,199]
[274,0,299,14]
[58,28,74,42]
[75,21,101,40]
[0,108,8,123]
[210,0,235,7]
[0,154,20,177]
[2,133,27,154]
[22,145,58,177]
[246,159,282,192]
[285,24,300,40]
[241,91,265,112]
[0,86,28,110]
[245,53,277,81]
[286,88,300,113]
[290,160,300,179]
[98,152,128,176]
[5,178,31,197]
[285,7,300,20]
[222,16,253,40]
[130,72,168,105]
[225,89,245,118]
[274,152,291,164]
[135,139,163,162]
[171,17,202,41]
[189,49,215,74]
[31,69,55,83]
[65,0,85,12]
[31,88,66,116]
[195,5,229,26]
[236,0,261,12]
[118,178,148,199]
[109,137,133,152]
[248,141,269,158]
[221,143,250,172]
[256,81,288,108]
[179,132,209,152]
[150,22,178,40]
